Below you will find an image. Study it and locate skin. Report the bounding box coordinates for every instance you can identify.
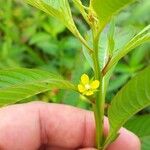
[0,102,141,150]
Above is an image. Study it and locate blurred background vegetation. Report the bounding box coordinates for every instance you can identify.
[0,0,149,110]
[0,1,150,148]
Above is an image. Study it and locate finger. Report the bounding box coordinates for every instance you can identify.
[40,147,97,150]
[78,148,97,150]
[0,102,95,150]
[0,102,41,150]
[40,146,73,150]
[44,146,97,150]
[0,102,140,150]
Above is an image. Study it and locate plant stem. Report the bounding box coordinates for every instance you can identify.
[92,31,105,149]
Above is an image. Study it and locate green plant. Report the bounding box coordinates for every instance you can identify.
[125,115,150,150]
[0,0,150,149]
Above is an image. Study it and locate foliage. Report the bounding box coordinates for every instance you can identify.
[0,0,150,149]
[0,0,86,106]
[104,66,150,148]
[0,68,76,105]
[125,115,150,150]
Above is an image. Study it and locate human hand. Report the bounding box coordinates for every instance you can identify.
[0,102,140,150]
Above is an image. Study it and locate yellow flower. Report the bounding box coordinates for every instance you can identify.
[78,74,100,96]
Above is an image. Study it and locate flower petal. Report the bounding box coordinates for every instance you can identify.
[81,74,89,84]
[91,80,100,89]
[78,84,86,93]
[85,91,94,96]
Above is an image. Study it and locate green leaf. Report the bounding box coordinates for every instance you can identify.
[104,25,150,74]
[114,25,150,63]
[0,68,76,105]
[43,17,66,37]
[125,115,150,137]
[29,32,59,55]
[82,30,109,70]
[26,0,91,52]
[114,26,136,52]
[108,74,129,92]
[91,0,135,24]
[129,45,148,67]
[104,66,150,148]
[125,115,150,150]
[107,19,115,56]
[141,136,150,150]
[29,32,51,45]
[26,0,74,32]
[83,26,135,71]
[82,31,94,69]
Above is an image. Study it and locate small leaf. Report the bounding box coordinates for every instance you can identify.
[104,25,150,74]
[91,0,135,24]
[104,66,150,148]
[82,30,109,70]
[114,26,136,52]
[107,19,115,56]
[114,25,150,63]
[0,68,76,105]
[82,31,94,69]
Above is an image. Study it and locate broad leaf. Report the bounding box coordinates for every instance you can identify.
[141,136,150,150]
[0,68,76,105]
[104,25,150,73]
[91,0,135,24]
[125,115,150,150]
[125,115,150,137]
[104,66,150,148]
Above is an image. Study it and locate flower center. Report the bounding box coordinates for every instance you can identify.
[85,84,91,90]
